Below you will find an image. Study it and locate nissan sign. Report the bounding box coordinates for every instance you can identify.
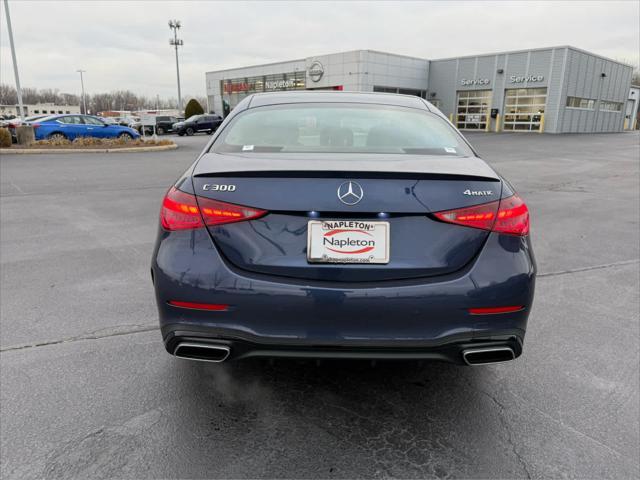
[308,61,324,82]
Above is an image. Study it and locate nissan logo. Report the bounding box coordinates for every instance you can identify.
[308,60,324,82]
[337,181,364,205]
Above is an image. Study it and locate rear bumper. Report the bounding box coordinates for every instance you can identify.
[152,228,536,362]
[162,324,523,364]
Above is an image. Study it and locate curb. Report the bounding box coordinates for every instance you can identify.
[0,143,178,154]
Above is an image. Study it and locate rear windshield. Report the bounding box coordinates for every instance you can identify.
[212,104,473,156]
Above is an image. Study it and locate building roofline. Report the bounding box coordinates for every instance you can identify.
[206,46,634,77]
[431,45,634,67]
[205,57,306,75]
[205,49,428,76]
[357,49,429,61]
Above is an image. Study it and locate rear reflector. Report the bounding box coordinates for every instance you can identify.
[433,194,529,236]
[168,301,229,311]
[161,187,266,231]
[469,305,524,315]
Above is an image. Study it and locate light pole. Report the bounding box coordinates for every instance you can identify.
[168,20,183,113]
[3,0,25,118]
[77,69,87,114]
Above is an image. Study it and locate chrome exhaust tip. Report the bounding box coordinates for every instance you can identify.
[173,342,230,363]
[462,347,515,366]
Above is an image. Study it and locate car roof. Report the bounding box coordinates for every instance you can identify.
[247,91,431,110]
[47,114,84,118]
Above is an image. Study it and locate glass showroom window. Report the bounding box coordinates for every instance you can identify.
[503,88,547,132]
[456,90,492,130]
[373,86,398,93]
[221,72,306,109]
[566,96,596,109]
[600,101,623,112]
[373,86,427,98]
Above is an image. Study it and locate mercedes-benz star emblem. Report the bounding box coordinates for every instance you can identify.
[337,181,364,205]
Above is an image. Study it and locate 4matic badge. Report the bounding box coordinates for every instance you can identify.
[463,189,493,196]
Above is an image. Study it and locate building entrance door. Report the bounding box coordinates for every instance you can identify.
[503,88,547,132]
[456,90,492,130]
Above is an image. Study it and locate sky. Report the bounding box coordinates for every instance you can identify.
[1,0,638,100]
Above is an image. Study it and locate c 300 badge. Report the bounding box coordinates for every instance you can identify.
[202,184,236,192]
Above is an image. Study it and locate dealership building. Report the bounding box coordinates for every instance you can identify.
[205,46,638,133]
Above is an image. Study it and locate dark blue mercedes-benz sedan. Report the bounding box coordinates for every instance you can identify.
[151,91,535,366]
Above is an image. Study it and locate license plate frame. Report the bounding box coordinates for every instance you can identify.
[306,220,390,264]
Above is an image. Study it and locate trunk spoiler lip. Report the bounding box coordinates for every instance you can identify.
[192,152,501,181]
[193,170,500,183]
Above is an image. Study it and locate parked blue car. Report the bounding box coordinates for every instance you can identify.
[30,114,141,141]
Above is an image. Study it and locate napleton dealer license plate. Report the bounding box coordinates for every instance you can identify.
[307,220,390,264]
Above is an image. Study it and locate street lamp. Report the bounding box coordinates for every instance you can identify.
[168,19,183,113]
[77,69,87,114]
[3,0,25,118]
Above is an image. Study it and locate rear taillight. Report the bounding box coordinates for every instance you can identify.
[31,123,40,129]
[433,194,529,236]
[492,195,529,235]
[160,187,266,231]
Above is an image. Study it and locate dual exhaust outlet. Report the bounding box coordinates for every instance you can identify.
[173,342,230,363]
[462,347,515,365]
[173,342,515,365]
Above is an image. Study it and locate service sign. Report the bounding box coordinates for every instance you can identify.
[510,74,544,83]
[307,220,390,264]
[460,78,490,86]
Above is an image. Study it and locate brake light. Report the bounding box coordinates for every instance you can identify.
[198,196,267,226]
[434,200,499,231]
[160,187,266,231]
[433,194,529,236]
[492,195,529,235]
[161,187,204,230]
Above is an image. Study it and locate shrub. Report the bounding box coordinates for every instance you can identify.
[31,137,175,148]
[184,98,204,118]
[0,128,11,148]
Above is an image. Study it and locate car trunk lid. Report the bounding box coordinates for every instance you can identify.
[193,153,501,282]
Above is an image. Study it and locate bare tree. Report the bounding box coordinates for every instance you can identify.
[0,84,18,104]
[1,83,201,113]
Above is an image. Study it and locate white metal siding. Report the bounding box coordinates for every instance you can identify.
[560,49,632,132]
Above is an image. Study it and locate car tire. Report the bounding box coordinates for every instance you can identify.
[208,129,213,135]
[118,132,133,141]
[186,127,194,136]
[48,132,67,142]
[157,127,165,135]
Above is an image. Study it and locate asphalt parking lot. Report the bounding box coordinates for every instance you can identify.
[1,131,638,479]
